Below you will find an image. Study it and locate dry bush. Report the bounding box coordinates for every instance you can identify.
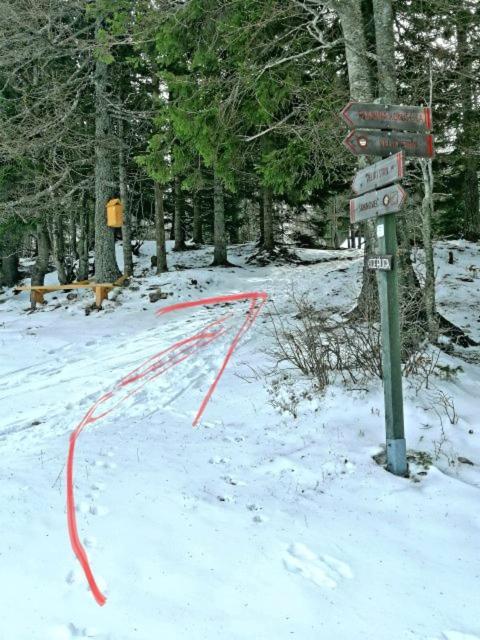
[269,290,436,390]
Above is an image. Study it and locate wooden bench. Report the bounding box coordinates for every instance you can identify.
[15,275,128,308]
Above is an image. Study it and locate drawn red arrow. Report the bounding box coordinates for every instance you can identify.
[66,291,268,606]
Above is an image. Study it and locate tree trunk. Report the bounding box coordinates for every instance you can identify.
[335,0,376,314]
[173,176,187,251]
[336,0,373,103]
[77,194,90,281]
[457,10,479,241]
[32,222,50,287]
[94,40,121,283]
[372,0,429,329]
[170,203,176,241]
[229,200,239,244]
[258,196,265,246]
[463,163,480,241]
[420,158,438,341]
[212,171,228,266]
[69,210,78,262]
[154,181,168,273]
[372,0,396,100]
[49,211,68,285]
[0,254,20,287]
[263,186,275,252]
[193,192,204,244]
[118,115,133,276]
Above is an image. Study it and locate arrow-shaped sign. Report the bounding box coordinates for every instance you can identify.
[352,152,404,196]
[350,183,407,224]
[343,129,435,159]
[341,101,432,133]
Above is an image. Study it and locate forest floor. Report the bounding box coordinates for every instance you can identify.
[1,239,479,640]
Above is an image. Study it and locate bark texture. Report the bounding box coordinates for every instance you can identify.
[173,176,187,251]
[420,158,438,340]
[192,192,204,244]
[258,196,265,246]
[31,222,50,287]
[262,186,275,252]
[337,0,372,102]
[0,254,19,287]
[77,195,90,281]
[212,171,228,266]
[118,115,133,276]
[49,211,69,285]
[336,0,376,313]
[372,0,431,331]
[94,49,121,283]
[457,10,479,241]
[154,181,168,273]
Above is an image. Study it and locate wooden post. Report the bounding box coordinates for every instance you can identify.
[95,286,108,307]
[375,214,407,476]
[32,290,44,305]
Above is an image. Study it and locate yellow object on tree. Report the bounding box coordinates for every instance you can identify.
[106,198,123,228]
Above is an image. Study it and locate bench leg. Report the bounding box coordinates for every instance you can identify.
[31,290,44,308]
[95,286,108,307]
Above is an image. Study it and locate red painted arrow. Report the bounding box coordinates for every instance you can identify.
[341,101,433,133]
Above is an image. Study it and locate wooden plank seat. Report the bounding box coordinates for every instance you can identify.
[15,275,127,308]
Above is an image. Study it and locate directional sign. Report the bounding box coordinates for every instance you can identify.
[343,129,434,159]
[352,152,404,196]
[349,183,407,224]
[341,102,432,132]
[367,255,393,271]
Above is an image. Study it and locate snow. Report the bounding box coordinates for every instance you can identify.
[0,240,479,640]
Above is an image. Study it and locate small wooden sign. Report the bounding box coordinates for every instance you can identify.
[352,152,404,195]
[343,129,435,158]
[350,183,407,224]
[368,255,393,271]
[341,102,432,133]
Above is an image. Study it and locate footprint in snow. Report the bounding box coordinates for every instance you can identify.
[89,504,109,516]
[83,535,98,549]
[283,543,353,589]
[252,514,268,523]
[209,456,230,464]
[94,459,116,469]
[65,567,84,585]
[246,503,268,523]
[99,450,115,458]
[217,494,234,503]
[223,475,247,486]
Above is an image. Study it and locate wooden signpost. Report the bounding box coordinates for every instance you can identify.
[343,101,434,477]
[352,151,404,195]
[350,183,407,224]
[343,130,435,158]
[340,102,432,133]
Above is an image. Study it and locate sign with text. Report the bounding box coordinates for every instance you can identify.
[350,183,407,224]
[343,129,435,158]
[341,102,432,133]
[352,152,404,195]
[367,255,393,271]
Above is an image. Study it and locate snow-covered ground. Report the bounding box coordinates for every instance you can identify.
[0,240,479,640]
